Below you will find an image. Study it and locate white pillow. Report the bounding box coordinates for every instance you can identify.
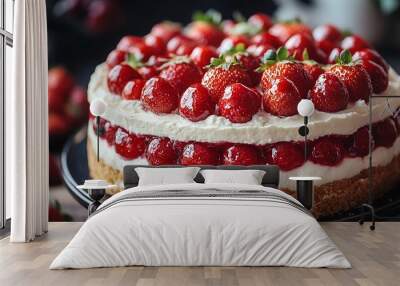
[200,169,266,185]
[135,167,200,186]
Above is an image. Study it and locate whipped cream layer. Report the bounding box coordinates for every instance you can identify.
[88,123,400,190]
[88,63,400,145]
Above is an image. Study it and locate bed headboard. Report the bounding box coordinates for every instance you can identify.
[123,165,280,189]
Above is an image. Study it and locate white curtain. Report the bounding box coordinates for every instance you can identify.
[8,0,49,242]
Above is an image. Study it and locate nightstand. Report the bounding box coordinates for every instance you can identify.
[289,177,321,210]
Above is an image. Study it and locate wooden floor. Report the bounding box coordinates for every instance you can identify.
[0,222,399,286]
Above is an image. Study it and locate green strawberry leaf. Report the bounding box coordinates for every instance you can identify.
[336,49,352,65]
[277,47,289,61]
[302,48,310,61]
[193,9,222,26]
[126,53,144,69]
[230,22,261,36]
[262,49,277,62]
[341,29,353,38]
[233,11,246,23]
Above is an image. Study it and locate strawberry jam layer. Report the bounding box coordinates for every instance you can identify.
[90,114,400,172]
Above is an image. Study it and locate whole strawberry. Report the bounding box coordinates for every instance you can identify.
[179,83,215,122]
[150,21,181,43]
[223,144,262,165]
[180,142,220,165]
[107,63,141,95]
[218,83,261,123]
[328,50,372,103]
[359,59,389,94]
[310,136,345,166]
[115,127,147,160]
[303,62,324,83]
[259,48,312,98]
[141,77,179,114]
[264,142,304,171]
[201,54,252,103]
[268,20,312,43]
[309,73,349,112]
[159,57,202,95]
[190,45,218,69]
[353,49,389,72]
[185,10,225,47]
[262,77,302,117]
[106,49,127,69]
[146,137,178,165]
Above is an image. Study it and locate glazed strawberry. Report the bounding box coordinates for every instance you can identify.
[284,33,318,61]
[186,10,225,46]
[373,118,398,148]
[264,142,304,171]
[159,58,202,94]
[248,13,273,31]
[236,53,261,86]
[150,21,181,43]
[180,142,220,165]
[218,83,261,123]
[201,62,252,103]
[172,140,187,155]
[312,24,342,43]
[341,35,370,54]
[138,65,158,80]
[246,44,274,59]
[310,137,345,166]
[251,32,282,48]
[179,83,215,122]
[359,59,389,94]
[115,127,147,159]
[268,21,312,43]
[190,46,218,69]
[146,137,178,165]
[167,35,195,54]
[144,34,166,55]
[223,145,261,165]
[348,126,373,157]
[107,63,141,95]
[141,77,179,114]
[262,77,302,116]
[106,50,127,69]
[259,49,312,98]
[303,63,324,83]
[328,47,342,64]
[328,50,373,102]
[316,39,338,56]
[128,42,154,61]
[104,121,117,146]
[116,35,143,52]
[353,49,389,72]
[218,35,250,54]
[121,79,146,100]
[175,42,197,56]
[309,73,349,112]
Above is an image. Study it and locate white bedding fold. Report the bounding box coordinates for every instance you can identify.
[50,183,350,269]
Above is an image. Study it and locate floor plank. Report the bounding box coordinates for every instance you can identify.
[0,222,399,286]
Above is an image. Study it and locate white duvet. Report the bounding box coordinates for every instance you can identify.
[50,183,350,269]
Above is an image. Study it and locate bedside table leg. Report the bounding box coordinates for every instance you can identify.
[297,180,313,210]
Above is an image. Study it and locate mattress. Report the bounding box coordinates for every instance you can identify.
[50,183,350,269]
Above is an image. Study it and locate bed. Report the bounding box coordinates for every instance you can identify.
[50,165,350,269]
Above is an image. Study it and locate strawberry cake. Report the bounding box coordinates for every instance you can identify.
[86,11,400,216]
